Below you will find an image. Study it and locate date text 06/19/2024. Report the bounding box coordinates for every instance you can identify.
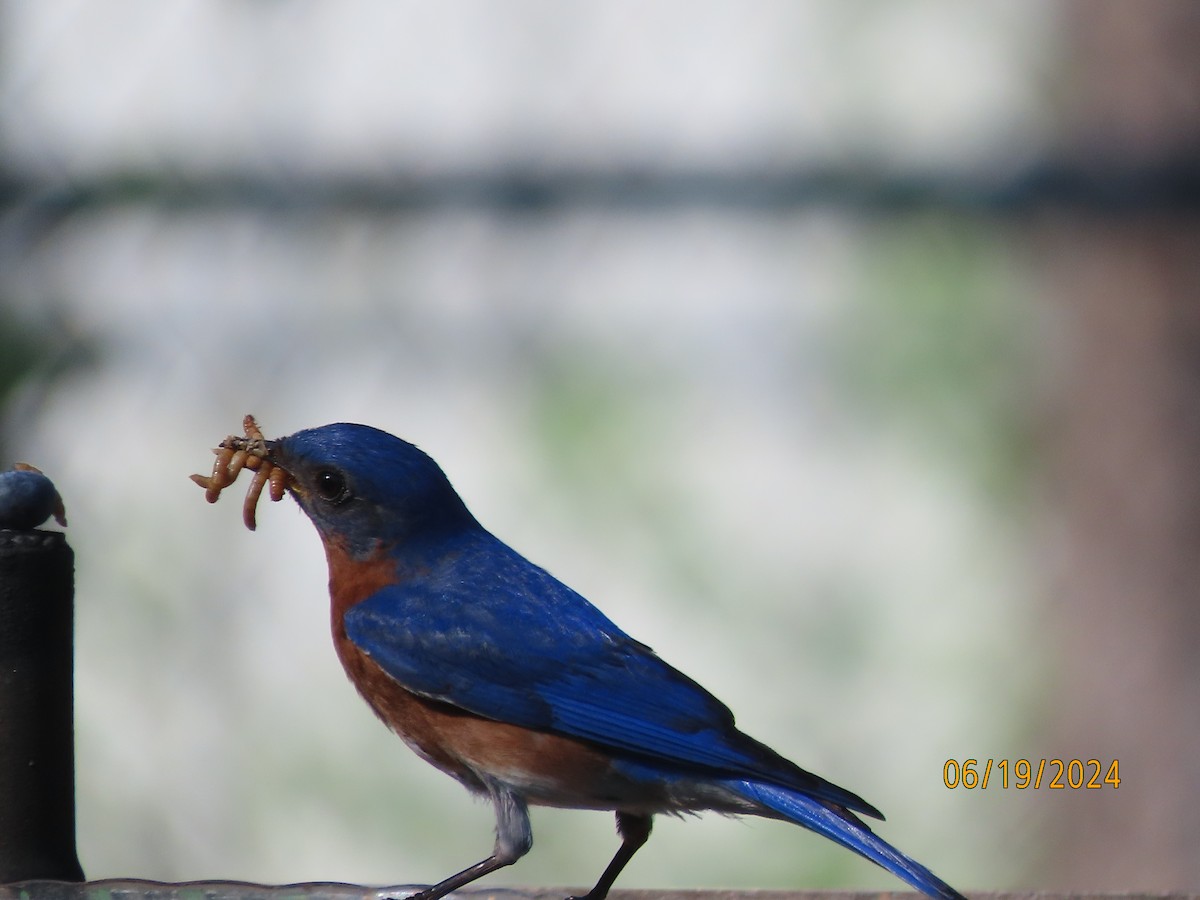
[943,758,1121,790]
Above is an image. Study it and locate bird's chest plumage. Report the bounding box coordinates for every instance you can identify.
[323,540,636,808]
[324,541,473,779]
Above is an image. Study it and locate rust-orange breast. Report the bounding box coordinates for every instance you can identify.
[322,538,625,806]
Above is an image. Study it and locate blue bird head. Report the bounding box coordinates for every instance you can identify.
[268,423,477,558]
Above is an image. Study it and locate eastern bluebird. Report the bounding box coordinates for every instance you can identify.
[253,422,965,900]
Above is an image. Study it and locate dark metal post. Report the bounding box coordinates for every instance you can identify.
[0,527,84,882]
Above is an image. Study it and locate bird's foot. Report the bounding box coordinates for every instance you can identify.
[387,890,436,900]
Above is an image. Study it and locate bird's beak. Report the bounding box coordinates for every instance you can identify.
[264,440,306,500]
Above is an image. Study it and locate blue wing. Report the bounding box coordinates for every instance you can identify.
[342,530,879,817]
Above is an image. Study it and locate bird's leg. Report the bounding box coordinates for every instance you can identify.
[406,788,531,900]
[567,812,653,900]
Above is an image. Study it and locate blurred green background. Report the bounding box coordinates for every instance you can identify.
[2,0,1198,893]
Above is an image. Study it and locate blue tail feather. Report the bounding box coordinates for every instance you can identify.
[727,779,966,900]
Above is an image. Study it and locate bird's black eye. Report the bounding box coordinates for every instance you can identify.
[313,468,349,503]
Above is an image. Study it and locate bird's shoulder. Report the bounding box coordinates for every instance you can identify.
[343,529,644,670]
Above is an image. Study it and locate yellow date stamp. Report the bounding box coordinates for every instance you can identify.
[943,758,1120,790]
